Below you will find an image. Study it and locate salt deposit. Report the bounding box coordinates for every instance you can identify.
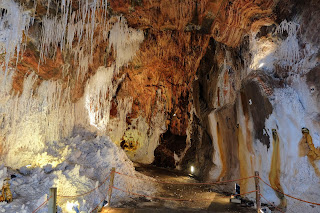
[0,132,155,213]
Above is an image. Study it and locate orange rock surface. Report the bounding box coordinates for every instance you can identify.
[9,0,276,135]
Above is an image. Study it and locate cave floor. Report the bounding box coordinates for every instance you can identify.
[103,164,256,213]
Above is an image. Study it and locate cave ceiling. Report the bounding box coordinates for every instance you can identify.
[8,0,277,136]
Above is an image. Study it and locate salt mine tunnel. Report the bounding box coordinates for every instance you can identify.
[0,0,319,212]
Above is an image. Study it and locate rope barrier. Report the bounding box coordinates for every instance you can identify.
[89,188,111,213]
[111,186,257,202]
[30,169,320,213]
[32,171,112,213]
[259,177,320,206]
[31,195,52,213]
[260,193,285,213]
[57,171,112,198]
[115,171,256,185]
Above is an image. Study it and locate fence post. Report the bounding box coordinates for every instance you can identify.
[255,171,261,213]
[48,187,57,213]
[107,167,116,206]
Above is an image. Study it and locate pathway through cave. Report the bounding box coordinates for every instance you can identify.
[103,164,256,213]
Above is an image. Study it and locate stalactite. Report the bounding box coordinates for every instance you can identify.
[108,16,144,74]
[276,20,301,69]
[0,68,75,168]
[269,129,287,208]
[83,16,144,132]
[85,66,114,131]
[249,19,317,76]
[0,0,147,168]
[109,97,133,144]
[0,1,31,81]
[40,0,109,79]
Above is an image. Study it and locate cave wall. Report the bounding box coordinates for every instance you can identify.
[0,0,279,166]
[185,1,320,212]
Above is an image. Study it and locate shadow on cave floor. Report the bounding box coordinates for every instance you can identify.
[103,164,256,213]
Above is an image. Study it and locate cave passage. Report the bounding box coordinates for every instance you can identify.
[153,130,187,169]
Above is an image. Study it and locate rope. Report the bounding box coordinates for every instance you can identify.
[57,171,112,198]
[115,171,256,185]
[32,195,52,213]
[112,186,257,202]
[32,169,320,212]
[89,188,111,213]
[32,171,111,213]
[259,177,320,206]
[260,193,285,213]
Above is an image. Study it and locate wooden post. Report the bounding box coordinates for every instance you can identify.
[107,167,116,206]
[48,187,57,213]
[255,171,261,213]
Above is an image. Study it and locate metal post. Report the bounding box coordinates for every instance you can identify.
[255,171,261,213]
[48,187,57,213]
[107,167,116,206]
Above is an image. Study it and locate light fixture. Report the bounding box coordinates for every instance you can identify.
[235,183,240,196]
[190,165,195,174]
[26,165,32,168]
[258,63,265,68]
[66,201,79,213]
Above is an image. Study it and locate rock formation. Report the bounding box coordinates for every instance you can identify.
[0,0,319,212]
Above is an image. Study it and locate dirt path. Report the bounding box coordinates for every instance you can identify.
[103,164,256,213]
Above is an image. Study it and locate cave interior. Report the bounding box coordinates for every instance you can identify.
[0,0,320,212]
